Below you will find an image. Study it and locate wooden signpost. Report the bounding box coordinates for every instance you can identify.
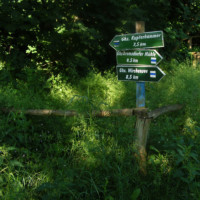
[109,21,165,174]
[109,31,164,51]
[116,49,163,66]
[117,65,165,82]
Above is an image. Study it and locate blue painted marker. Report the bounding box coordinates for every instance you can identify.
[151,57,156,64]
[136,82,145,108]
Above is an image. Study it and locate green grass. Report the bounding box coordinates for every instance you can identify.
[0,61,200,199]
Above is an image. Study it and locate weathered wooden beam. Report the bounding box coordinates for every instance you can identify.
[148,104,183,119]
[0,104,183,118]
[1,108,136,117]
[1,108,77,117]
[92,109,134,117]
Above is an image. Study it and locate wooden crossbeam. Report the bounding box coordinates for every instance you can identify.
[0,104,182,118]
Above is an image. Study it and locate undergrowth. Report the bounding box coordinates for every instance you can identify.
[0,61,200,199]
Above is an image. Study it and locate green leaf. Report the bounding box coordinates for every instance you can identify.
[0,176,4,183]
[105,196,114,200]
[9,160,24,167]
[190,152,199,163]
[131,188,141,200]
[6,146,16,151]
[0,158,3,166]
[173,169,184,178]
[150,145,160,153]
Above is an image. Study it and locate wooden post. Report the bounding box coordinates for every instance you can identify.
[135,21,150,175]
[136,21,145,108]
[135,21,145,34]
[135,112,151,175]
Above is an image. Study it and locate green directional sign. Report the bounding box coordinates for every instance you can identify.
[110,31,164,51]
[117,65,165,82]
[116,49,163,66]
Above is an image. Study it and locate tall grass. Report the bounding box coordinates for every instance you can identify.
[0,61,200,199]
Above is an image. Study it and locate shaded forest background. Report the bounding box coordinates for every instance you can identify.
[0,0,199,82]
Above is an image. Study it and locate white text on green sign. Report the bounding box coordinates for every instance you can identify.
[116,50,163,66]
[110,31,164,51]
[117,65,165,82]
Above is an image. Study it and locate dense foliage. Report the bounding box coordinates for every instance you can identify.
[0,61,200,199]
[0,0,200,199]
[0,0,128,80]
[0,0,199,81]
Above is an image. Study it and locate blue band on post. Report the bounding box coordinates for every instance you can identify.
[136,82,145,108]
